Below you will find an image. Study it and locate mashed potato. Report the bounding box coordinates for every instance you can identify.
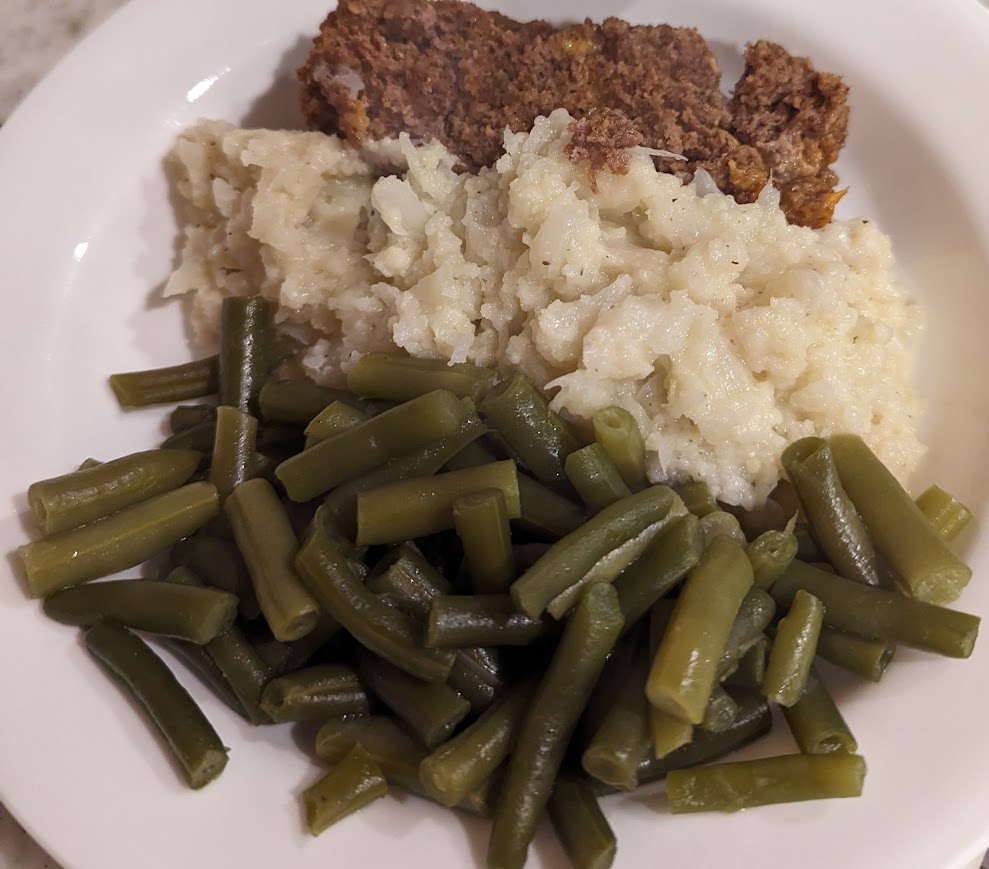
[164,109,923,508]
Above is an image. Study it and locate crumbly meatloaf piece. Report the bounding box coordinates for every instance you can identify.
[298,0,849,227]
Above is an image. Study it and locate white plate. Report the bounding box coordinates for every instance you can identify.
[2,0,989,867]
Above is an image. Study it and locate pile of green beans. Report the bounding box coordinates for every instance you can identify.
[14,306,981,866]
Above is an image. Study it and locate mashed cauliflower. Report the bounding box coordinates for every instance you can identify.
[164,109,923,508]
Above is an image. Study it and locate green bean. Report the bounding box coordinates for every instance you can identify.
[447,645,504,714]
[510,486,677,620]
[795,523,824,562]
[28,449,203,536]
[258,378,369,425]
[763,589,823,706]
[347,353,498,404]
[426,594,545,648]
[672,480,718,517]
[700,684,739,733]
[44,579,237,644]
[85,622,228,789]
[782,671,857,754]
[648,706,694,759]
[591,406,646,490]
[162,565,272,724]
[746,526,798,589]
[453,489,516,593]
[916,484,973,543]
[646,536,754,724]
[155,637,246,718]
[259,663,370,723]
[109,356,219,408]
[619,691,773,790]
[170,533,260,621]
[18,482,219,597]
[359,653,471,748]
[76,457,103,471]
[356,460,520,546]
[304,400,369,442]
[828,434,971,604]
[716,587,776,679]
[420,680,533,807]
[169,404,217,434]
[548,776,617,869]
[699,510,746,547]
[295,519,454,682]
[276,389,468,502]
[815,627,894,682]
[225,478,320,642]
[723,636,768,689]
[773,559,979,658]
[487,583,623,869]
[613,513,704,635]
[161,420,216,452]
[480,373,580,487]
[303,744,388,835]
[366,543,453,616]
[322,408,487,535]
[782,437,883,587]
[515,473,588,540]
[565,444,632,514]
[208,406,257,503]
[666,752,866,813]
[217,297,278,413]
[582,640,650,790]
[275,615,340,674]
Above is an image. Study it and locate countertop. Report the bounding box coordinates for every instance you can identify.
[1,1,988,869]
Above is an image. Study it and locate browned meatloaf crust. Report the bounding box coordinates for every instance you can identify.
[298,0,849,228]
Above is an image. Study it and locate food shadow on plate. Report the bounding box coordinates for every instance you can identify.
[239,36,311,131]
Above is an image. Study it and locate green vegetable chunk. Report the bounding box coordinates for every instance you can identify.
[762,588,823,707]
[303,744,388,835]
[109,356,218,408]
[347,352,498,403]
[549,775,617,869]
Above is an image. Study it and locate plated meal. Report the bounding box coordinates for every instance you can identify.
[4,1,989,868]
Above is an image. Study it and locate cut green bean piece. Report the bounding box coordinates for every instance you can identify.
[277,389,468,502]
[582,641,650,790]
[515,473,588,540]
[763,589,823,706]
[672,480,718,517]
[155,637,246,718]
[565,444,632,514]
[109,356,219,408]
[276,615,340,674]
[666,752,866,813]
[28,449,202,536]
[446,645,504,714]
[347,353,498,404]
[161,420,216,452]
[614,513,703,635]
[716,587,776,679]
[916,484,973,543]
[18,482,219,597]
[699,510,746,547]
[85,622,228,789]
[783,671,857,754]
[646,536,753,724]
[303,744,388,836]
[783,437,882,587]
[549,776,617,869]
[357,460,520,546]
[295,520,454,682]
[511,486,677,620]
[260,663,370,723]
[170,404,217,434]
[225,478,319,642]
[420,680,533,807]
[44,579,237,644]
[773,559,979,658]
[649,706,694,759]
[592,406,646,490]
[746,526,798,589]
[426,594,545,648]
[815,627,894,682]
[723,636,768,689]
[259,378,372,425]
[366,543,453,619]
[481,374,580,487]
[304,400,369,442]
[829,434,971,604]
[218,296,280,414]
[700,684,739,733]
[170,533,259,621]
[453,488,515,593]
[359,653,470,748]
[488,583,623,869]
[209,406,257,502]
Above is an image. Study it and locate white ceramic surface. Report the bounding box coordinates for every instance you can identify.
[1,1,989,868]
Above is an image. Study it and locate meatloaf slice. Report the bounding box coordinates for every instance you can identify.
[298,0,849,227]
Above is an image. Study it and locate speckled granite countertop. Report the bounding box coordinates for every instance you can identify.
[1,1,989,868]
